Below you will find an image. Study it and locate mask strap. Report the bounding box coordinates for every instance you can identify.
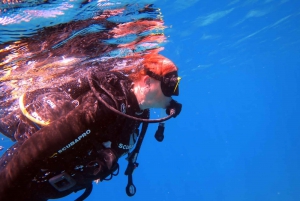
[145,69,162,81]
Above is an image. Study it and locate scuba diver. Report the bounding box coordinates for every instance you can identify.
[0,54,182,201]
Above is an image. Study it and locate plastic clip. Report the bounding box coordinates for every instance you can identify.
[49,172,76,192]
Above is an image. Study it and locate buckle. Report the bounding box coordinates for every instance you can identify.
[49,172,76,192]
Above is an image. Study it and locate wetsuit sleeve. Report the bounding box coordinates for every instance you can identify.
[0,91,116,199]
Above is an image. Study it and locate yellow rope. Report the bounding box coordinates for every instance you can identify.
[174,77,181,92]
[19,93,50,126]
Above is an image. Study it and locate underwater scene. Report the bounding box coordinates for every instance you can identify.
[0,0,300,200]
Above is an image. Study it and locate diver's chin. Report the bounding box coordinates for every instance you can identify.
[164,98,173,108]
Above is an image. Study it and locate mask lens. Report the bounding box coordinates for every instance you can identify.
[146,69,180,97]
[161,71,180,97]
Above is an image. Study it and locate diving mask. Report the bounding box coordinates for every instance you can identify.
[146,70,181,97]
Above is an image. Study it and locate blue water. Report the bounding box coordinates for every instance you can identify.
[1,0,300,201]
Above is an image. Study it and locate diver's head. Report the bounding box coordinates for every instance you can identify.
[130,54,181,110]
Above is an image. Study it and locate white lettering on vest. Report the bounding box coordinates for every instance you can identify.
[118,143,134,150]
[57,129,91,154]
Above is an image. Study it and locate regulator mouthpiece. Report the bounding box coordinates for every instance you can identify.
[166,99,182,118]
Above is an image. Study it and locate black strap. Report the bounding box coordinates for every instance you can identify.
[74,183,93,201]
[124,122,148,196]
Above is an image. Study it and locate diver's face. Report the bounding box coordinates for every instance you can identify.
[145,77,172,109]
